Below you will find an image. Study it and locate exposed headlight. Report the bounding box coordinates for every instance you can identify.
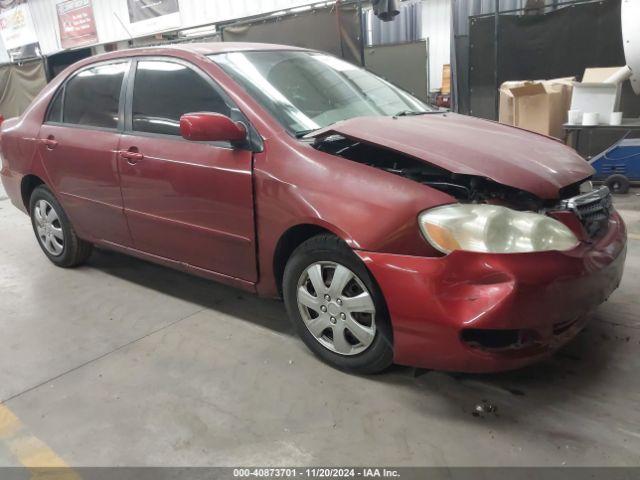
[419,204,579,254]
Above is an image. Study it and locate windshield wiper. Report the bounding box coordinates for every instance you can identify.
[393,110,439,117]
[295,128,319,138]
[295,120,341,139]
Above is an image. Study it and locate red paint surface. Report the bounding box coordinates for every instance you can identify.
[0,43,628,372]
[179,113,247,142]
[117,132,257,282]
[359,212,626,372]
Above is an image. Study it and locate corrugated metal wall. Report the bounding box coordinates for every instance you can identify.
[3,0,456,93]
[0,35,10,64]
[27,0,59,55]
[367,1,423,46]
[179,0,327,27]
[366,0,452,91]
[22,0,328,57]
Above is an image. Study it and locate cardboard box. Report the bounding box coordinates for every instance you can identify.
[568,66,627,125]
[582,66,626,83]
[499,77,574,139]
[441,64,451,95]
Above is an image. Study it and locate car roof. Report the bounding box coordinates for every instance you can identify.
[83,42,308,64]
[166,42,309,55]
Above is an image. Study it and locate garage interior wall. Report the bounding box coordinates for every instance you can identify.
[364,40,430,101]
[466,0,635,121]
[421,0,451,91]
[451,0,606,112]
[16,0,330,58]
[2,0,458,94]
[222,4,362,66]
[0,36,10,64]
[367,1,423,46]
[367,0,452,91]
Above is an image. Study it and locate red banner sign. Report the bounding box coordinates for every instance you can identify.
[57,0,98,49]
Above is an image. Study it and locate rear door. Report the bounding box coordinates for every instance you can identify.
[38,61,132,246]
[118,57,257,282]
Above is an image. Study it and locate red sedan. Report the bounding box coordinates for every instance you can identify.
[0,43,626,373]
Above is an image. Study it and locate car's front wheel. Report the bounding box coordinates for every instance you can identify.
[29,185,93,268]
[283,234,393,374]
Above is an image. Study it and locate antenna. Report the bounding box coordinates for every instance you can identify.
[114,11,133,40]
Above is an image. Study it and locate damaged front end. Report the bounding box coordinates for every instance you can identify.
[313,134,548,211]
[306,116,625,370]
[312,133,611,242]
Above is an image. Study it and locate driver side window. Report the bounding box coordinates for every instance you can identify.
[132,60,231,136]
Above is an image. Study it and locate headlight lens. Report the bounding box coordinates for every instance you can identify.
[419,204,579,254]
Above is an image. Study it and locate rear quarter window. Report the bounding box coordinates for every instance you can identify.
[46,88,63,123]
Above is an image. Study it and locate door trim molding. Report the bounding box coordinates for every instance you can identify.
[124,208,253,245]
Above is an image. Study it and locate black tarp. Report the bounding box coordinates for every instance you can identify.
[221,4,363,66]
[467,0,640,121]
[0,60,48,118]
[454,34,470,114]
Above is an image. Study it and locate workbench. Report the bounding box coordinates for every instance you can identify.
[563,119,640,159]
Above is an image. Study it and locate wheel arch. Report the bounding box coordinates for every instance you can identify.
[272,223,341,296]
[20,174,46,212]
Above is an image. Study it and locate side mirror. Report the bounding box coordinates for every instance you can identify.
[180,112,247,143]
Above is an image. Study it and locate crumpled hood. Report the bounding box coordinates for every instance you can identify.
[309,113,593,199]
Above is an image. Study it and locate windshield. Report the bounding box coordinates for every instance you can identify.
[209,50,433,137]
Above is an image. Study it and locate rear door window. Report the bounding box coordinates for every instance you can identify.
[131,60,231,136]
[63,62,128,129]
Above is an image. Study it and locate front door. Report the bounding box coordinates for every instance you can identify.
[118,58,257,282]
[38,61,132,246]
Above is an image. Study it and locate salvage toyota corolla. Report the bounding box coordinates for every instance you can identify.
[0,43,627,373]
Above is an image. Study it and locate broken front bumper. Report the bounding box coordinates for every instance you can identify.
[357,211,627,373]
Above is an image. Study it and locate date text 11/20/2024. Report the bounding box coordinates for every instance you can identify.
[233,468,401,478]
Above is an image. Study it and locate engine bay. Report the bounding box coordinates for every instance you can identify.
[313,135,554,211]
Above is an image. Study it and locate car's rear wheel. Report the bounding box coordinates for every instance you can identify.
[29,185,93,267]
[283,234,393,374]
[605,174,630,194]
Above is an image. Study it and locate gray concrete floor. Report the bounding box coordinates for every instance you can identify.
[0,182,639,467]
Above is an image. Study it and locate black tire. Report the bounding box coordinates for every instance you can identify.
[604,174,630,194]
[283,234,393,374]
[29,185,93,268]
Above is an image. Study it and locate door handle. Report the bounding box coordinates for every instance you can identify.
[119,149,144,165]
[39,137,58,150]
